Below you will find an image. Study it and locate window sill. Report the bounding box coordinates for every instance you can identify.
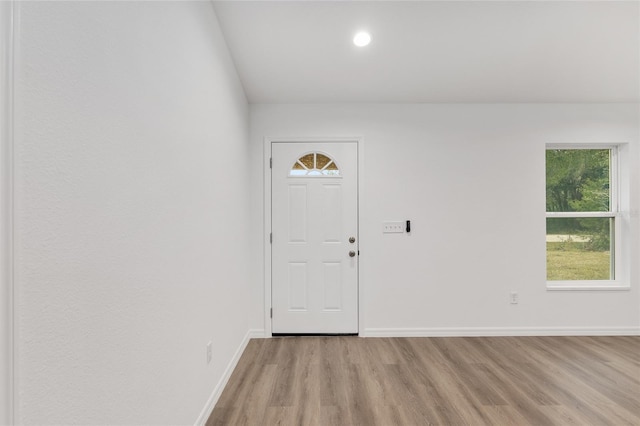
[546,282,630,291]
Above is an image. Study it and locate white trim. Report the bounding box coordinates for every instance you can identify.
[193,328,257,426]
[263,139,272,336]
[357,139,365,338]
[546,143,623,150]
[545,144,625,289]
[0,2,15,424]
[263,137,364,337]
[246,328,265,339]
[546,212,617,218]
[611,144,619,213]
[546,283,630,291]
[363,326,640,338]
[247,328,266,339]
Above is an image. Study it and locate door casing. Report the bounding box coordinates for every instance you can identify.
[263,137,364,337]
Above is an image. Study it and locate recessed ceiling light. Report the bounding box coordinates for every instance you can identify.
[353,31,371,47]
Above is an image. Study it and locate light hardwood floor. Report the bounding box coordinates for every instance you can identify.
[207,336,640,425]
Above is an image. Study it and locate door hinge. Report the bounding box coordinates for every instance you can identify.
[270,157,272,169]
[270,308,273,318]
[270,233,272,244]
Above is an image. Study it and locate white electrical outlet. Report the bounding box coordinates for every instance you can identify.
[206,341,212,364]
[510,291,519,304]
[383,221,404,233]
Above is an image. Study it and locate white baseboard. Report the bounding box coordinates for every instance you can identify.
[248,328,266,338]
[363,326,640,337]
[194,329,258,426]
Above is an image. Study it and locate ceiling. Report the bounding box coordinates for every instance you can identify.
[212,1,639,104]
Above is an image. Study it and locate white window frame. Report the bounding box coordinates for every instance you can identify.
[545,144,628,291]
[288,151,341,177]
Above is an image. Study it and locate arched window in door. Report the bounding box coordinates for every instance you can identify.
[290,152,340,177]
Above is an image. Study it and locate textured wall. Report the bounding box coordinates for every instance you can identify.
[1,2,14,423]
[250,103,640,335]
[14,2,250,423]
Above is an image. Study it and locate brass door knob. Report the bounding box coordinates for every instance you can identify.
[349,251,356,257]
[349,237,356,243]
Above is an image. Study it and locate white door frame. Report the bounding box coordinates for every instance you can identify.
[263,137,364,337]
[0,1,15,423]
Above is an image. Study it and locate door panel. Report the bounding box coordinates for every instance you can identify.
[321,184,342,242]
[272,142,358,334]
[288,185,307,242]
[322,262,342,311]
[288,262,308,311]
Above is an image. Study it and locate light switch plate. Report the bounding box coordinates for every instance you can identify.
[383,222,404,233]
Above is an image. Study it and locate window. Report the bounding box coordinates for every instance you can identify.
[546,146,622,289]
[290,152,340,177]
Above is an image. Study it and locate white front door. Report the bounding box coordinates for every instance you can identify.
[271,142,358,334]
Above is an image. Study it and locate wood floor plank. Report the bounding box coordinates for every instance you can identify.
[207,336,640,426]
[344,363,378,426]
[479,404,534,426]
[528,336,640,419]
[380,363,439,425]
[471,362,556,425]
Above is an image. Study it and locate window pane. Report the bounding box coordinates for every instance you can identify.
[316,153,332,169]
[546,149,610,212]
[289,152,340,177]
[299,153,315,169]
[546,217,613,281]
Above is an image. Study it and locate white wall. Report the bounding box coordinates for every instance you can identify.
[250,103,640,336]
[1,1,14,423]
[8,1,640,422]
[14,2,250,424]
